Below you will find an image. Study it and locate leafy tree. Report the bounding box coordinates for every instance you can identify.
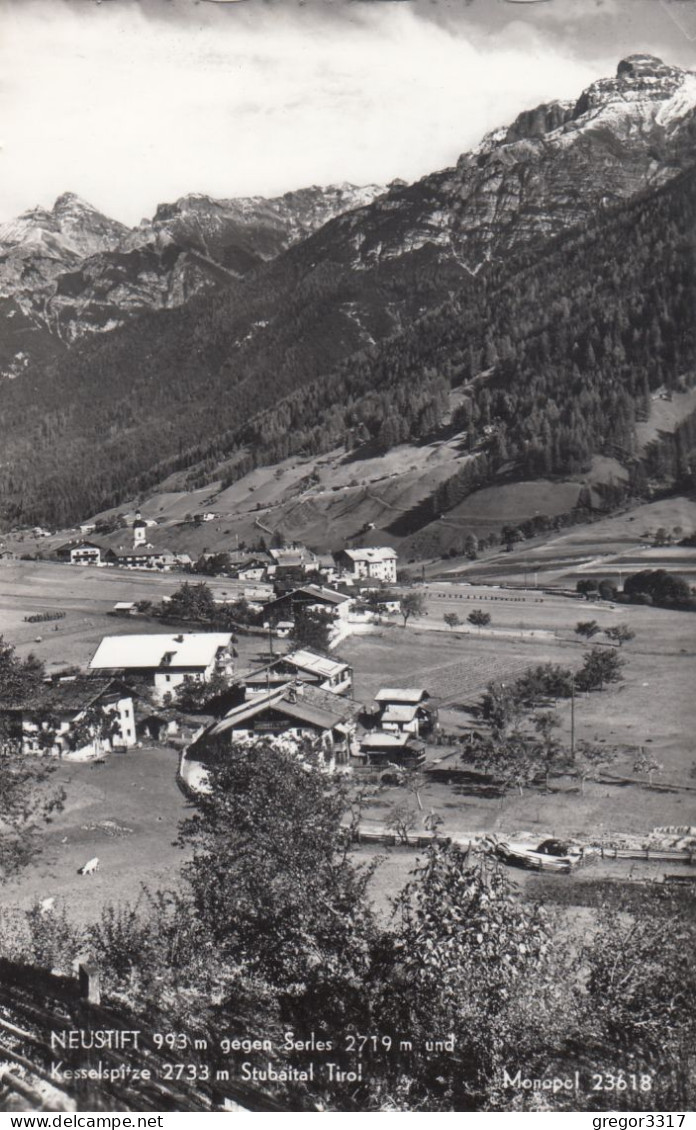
[623,569,692,607]
[633,749,663,786]
[480,681,523,735]
[376,843,561,1111]
[501,526,523,552]
[175,671,231,714]
[385,801,418,844]
[575,646,625,692]
[464,535,479,560]
[574,739,617,792]
[580,897,696,1109]
[575,620,599,640]
[603,623,635,646]
[513,663,574,704]
[597,579,618,601]
[0,636,45,707]
[363,588,398,622]
[468,609,491,631]
[0,727,65,881]
[67,704,121,753]
[576,579,598,598]
[443,612,461,631]
[166,582,217,623]
[531,711,570,789]
[399,591,427,628]
[289,606,334,652]
[467,732,543,799]
[178,740,377,1019]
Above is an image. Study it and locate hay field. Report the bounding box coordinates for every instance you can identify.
[0,560,264,673]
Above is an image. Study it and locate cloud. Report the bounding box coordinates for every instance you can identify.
[0,0,672,225]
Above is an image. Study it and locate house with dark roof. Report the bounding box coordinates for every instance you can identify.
[262,585,351,624]
[55,541,116,567]
[115,547,177,571]
[186,681,362,768]
[358,731,426,769]
[0,676,136,758]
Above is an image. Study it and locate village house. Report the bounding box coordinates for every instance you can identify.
[235,558,271,581]
[335,546,398,584]
[112,601,138,616]
[115,547,177,571]
[358,731,426,769]
[263,584,351,624]
[55,541,115,567]
[268,545,316,575]
[89,632,234,703]
[186,681,362,768]
[373,687,436,736]
[241,648,353,697]
[68,541,104,566]
[0,676,136,758]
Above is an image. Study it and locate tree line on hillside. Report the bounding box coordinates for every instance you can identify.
[0,166,695,527]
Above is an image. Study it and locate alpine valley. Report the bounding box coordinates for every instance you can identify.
[2,53,696,554]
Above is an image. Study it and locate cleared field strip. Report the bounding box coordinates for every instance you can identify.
[389,655,532,705]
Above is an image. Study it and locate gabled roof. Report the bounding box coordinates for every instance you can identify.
[209,682,360,737]
[361,732,424,750]
[341,547,397,563]
[90,633,232,671]
[269,546,313,562]
[265,585,349,609]
[375,687,429,704]
[241,649,350,690]
[0,676,134,715]
[381,704,420,723]
[301,584,349,604]
[285,648,350,679]
[117,547,175,560]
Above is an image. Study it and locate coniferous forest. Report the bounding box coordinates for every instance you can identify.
[0,162,695,528]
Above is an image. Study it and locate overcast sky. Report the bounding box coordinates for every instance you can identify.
[0,0,694,226]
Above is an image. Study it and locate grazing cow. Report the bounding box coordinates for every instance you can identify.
[78,857,99,876]
[39,897,55,914]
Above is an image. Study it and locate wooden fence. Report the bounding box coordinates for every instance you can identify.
[0,959,288,1113]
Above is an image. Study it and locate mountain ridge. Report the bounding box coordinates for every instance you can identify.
[1,55,695,533]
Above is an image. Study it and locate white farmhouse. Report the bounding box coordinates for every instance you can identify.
[336,547,398,584]
[90,632,233,703]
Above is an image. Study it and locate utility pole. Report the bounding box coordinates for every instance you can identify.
[570,675,576,762]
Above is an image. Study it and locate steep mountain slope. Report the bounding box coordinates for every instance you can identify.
[0,184,385,343]
[1,55,695,529]
[301,54,696,275]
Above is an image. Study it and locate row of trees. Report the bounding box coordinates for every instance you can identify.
[578,570,693,608]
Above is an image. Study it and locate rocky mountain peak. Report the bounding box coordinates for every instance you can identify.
[52,192,101,215]
[616,53,680,80]
[572,53,689,119]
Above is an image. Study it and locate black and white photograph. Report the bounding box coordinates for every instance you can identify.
[0,0,694,1116]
